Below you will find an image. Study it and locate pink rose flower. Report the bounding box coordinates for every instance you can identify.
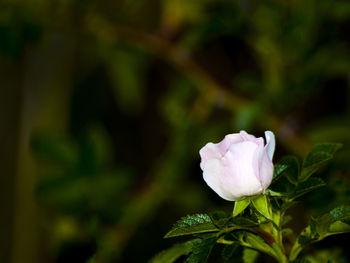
[199,131,275,201]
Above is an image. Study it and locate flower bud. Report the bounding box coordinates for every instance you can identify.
[199,131,275,201]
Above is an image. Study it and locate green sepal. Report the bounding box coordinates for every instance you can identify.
[251,195,272,220]
[300,143,342,182]
[233,198,251,217]
[164,214,219,238]
[265,189,285,197]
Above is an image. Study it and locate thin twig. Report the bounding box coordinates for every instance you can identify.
[87,16,312,156]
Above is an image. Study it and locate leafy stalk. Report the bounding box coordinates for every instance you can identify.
[153,142,347,263]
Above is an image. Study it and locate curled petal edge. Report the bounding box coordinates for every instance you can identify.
[264,131,275,161]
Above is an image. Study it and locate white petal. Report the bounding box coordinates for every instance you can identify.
[258,149,274,189]
[223,142,263,199]
[202,159,233,201]
[217,133,242,155]
[240,130,264,145]
[264,131,275,161]
[199,143,222,170]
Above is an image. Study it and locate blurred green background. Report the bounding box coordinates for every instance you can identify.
[1,0,350,262]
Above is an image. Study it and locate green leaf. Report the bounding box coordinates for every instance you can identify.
[330,206,350,223]
[328,221,350,234]
[289,178,326,200]
[296,206,350,248]
[242,248,259,263]
[300,143,342,182]
[326,206,350,235]
[165,214,219,238]
[304,247,347,263]
[233,199,251,217]
[185,237,217,263]
[149,239,201,263]
[309,143,342,156]
[278,156,300,185]
[221,243,239,261]
[251,195,272,220]
[230,217,259,227]
[298,230,319,246]
[209,211,231,228]
[272,163,288,182]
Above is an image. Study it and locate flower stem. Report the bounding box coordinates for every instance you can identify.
[272,242,289,263]
[289,241,303,261]
[269,198,289,262]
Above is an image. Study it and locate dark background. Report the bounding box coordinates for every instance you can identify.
[1,0,350,262]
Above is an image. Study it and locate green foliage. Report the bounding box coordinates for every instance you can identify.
[164,214,219,238]
[277,156,300,185]
[330,206,350,224]
[230,217,259,228]
[304,248,347,263]
[289,178,326,200]
[221,243,238,261]
[242,248,259,263]
[272,163,289,182]
[149,239,201,263]
[209,211,231,228]
[31,132,79,167]
[160,143,348,263]
[33,127,131,221]
[300,143,342,182]
[185,237,217,263]
[294,206,350,259]
[317,206,350,237]
[242,232,277,259]
[106,48,147,115]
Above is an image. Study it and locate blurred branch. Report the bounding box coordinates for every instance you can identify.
[87,17,311,156]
